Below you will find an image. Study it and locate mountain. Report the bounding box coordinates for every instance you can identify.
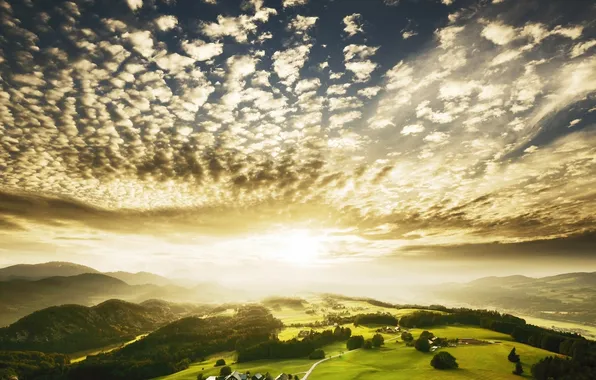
[0,272,247,327]
[467,275,534,287]
[0,299,178,353]
[0,261,173,287]
[0,262,99,281]
[104,271,171,286]
[0,273,131,326]
[428,272,596,326]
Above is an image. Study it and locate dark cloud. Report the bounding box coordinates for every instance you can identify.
[398,230,596,260]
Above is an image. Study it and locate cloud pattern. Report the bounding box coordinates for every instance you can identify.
[0,0,595,264]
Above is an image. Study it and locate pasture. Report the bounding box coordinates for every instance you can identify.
[309,326,557,380]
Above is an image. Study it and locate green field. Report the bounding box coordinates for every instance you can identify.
[156,298,561,380]
[309,326,557,380]
[155,355,312,380]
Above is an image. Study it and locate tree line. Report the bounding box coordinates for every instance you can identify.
[237,326,352,362]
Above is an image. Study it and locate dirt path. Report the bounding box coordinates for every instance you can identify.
[300,336,399,380]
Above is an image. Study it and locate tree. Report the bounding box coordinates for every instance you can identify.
[363,339,373,349]
[415,337,431,352]
[430,352,458,369]
[309,349,325,359]
[215,358,226,367]
[196,375,204,380]
[220,366,232,376]
[347,335,365,350]
[513,361,524,375]
[508,347,520,363]
[401,331,414,343]
[372,333,385,348]
[419,330,435,340]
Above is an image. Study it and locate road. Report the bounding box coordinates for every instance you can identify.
[300,336,399,380]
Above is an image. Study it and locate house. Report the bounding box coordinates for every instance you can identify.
[298,330,311,338]
[274,374,289,380]
[430,346,439,352]
[205,377,219,380]
[252,374,265,380]
[226,372,248,380]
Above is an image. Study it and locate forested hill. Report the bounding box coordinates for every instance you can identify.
[66,305,283,380]
[0,299,184,353]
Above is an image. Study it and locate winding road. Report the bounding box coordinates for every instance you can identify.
[300,336,400,380]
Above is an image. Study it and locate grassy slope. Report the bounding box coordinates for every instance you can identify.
[157,324,394,380]
[309,326,558,380]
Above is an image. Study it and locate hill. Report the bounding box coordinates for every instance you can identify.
[105,271,171,286]
[0,299,181,353]
[0,262,173,287]
[0,262,99,281]
[65,305,284,379]
[428,272,596,326]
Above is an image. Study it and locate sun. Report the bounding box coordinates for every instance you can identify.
[277,229,323,265]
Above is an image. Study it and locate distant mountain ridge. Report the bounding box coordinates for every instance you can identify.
[0,262,247,327]
[0,262,99,281]
[0,261,171,286]
[430,271,596,326]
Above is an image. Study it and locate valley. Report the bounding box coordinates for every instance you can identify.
[0,263,595,380]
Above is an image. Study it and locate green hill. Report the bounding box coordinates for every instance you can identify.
[64,305,283,380]
[0,299,176,353]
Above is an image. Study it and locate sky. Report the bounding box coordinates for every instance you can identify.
[0,0,595,286]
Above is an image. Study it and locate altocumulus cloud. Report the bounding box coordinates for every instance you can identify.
[0,0,595,264]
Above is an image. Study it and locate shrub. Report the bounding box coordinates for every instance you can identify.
[214,358,226,367]
[401,331,414,342]
[363,340,373,349]
[308,349,325,360]
[430,352,458,369]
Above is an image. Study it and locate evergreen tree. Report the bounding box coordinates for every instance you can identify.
[513,361,524,375]
[508,347,520,363]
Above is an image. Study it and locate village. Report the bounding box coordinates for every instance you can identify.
[206,371,297,380]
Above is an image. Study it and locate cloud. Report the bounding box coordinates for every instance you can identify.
[401,124,425,135]
[481,22,517,45]
[570,40,596,58]
[288,15,318,34]
[0,0,594,271]
[124,30,154,58]
[282,0,308,7]
[126,0,143,11]
[200,9,276,43]
[154,15,178,31]
[402,30,418,39]
[343,45,378,82]
[181,40,223,61]
[343,14,364,37]
[272,44,312,85]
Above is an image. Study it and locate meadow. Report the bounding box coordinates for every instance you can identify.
[309,326,557,380]
[156,298,562,380]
